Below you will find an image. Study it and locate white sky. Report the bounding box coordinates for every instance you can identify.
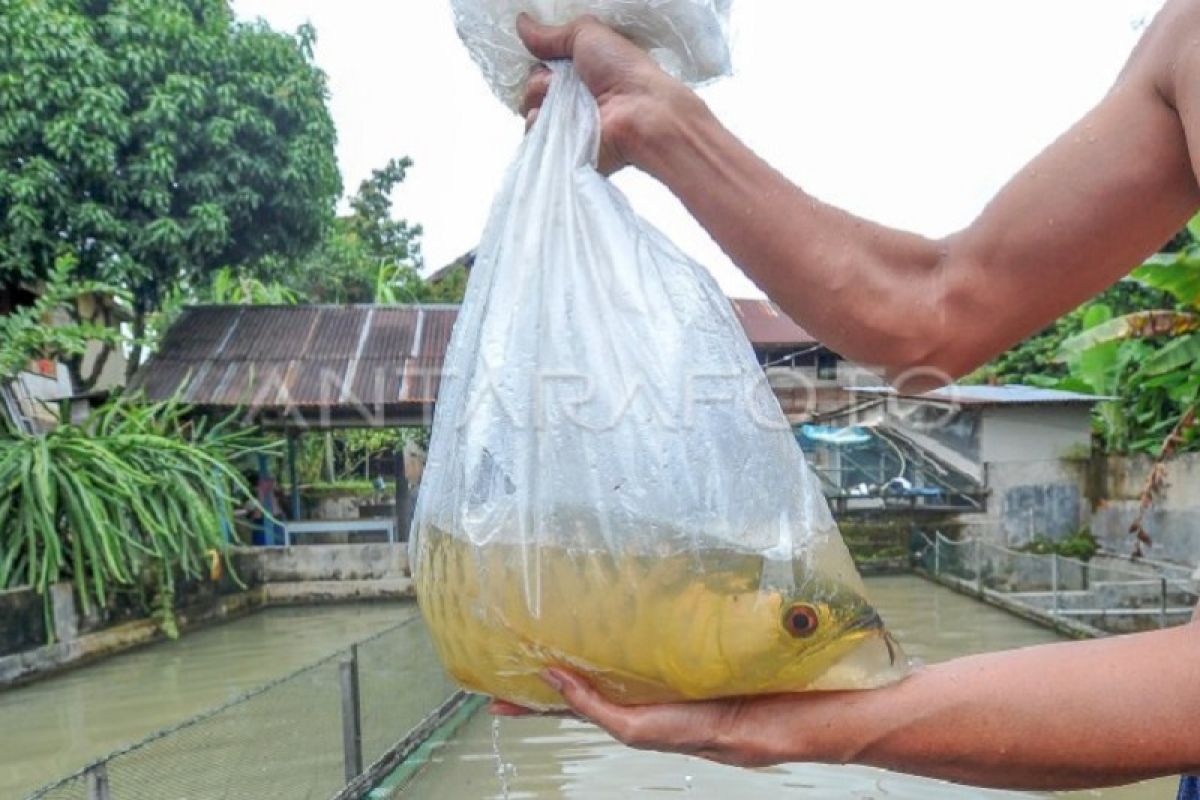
[231,1,1166,298]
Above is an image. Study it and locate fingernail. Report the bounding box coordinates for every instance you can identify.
[541,668,565,692]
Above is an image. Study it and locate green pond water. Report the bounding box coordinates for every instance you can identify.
[0,579,1181,799]
[1,604,409,799]
[399,576,1180,800]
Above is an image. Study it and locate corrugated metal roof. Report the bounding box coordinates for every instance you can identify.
[730,299,817,346]
[849,385,1114,406]
[132,300,823,421]
[130,305,459,414]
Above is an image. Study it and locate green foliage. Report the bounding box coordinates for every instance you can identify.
[0,0,341,376]
[1052,243,1200,455]
[257,158,467,305]
[293,426,425,486]
[255,159,421,303]
[207,266,302,306]
[970,221,1200,455]
[424,262,471,304]
[1020,530,1098,561]
[304,479,394,495]
[0,399,273,636]
[966,280,1176,386]
[0,258,127,381]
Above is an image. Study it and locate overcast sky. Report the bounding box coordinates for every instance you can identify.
[231,1,1166,298]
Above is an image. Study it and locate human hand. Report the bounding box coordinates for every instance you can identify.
[516,14,708,176]
[489,668,833,768]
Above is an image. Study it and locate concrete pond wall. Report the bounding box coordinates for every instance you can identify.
[1090,452,1200,568]
[971,459,1090,547]
[944,451,1198,576]
[0,544,413,688]
[0,588,46,655]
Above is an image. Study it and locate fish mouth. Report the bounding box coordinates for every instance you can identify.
[847,609,885,633]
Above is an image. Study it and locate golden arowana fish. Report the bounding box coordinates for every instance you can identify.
[415,520,909,710]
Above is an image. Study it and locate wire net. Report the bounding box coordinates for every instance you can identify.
[358,617,458,767]
[920,530,1199,631]
[28,618,458,800]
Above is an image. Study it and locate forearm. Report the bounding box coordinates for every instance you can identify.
[627,27,1200,386]
[635,98,953,385]
[768,624,1200,789]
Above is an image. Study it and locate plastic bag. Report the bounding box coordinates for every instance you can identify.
[450,0,733,112]
[413,5,908,711]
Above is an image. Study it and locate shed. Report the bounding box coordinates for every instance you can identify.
[130,305,457,429]
[848,384,1112,544]
[133,300,832,426]
[848,385,1111,468]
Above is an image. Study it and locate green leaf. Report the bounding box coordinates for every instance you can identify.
[1141,333,1200,376]
[1133,252,1200,308]
[1081,303,1113,330]
[1058,311,1200,361]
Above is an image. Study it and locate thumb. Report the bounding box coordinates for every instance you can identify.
[516,13,581,61]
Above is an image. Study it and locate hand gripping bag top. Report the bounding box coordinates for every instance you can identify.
[451,0,734,112]
[413,1,909,710]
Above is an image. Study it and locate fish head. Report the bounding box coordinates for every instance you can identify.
[707,570,906,692]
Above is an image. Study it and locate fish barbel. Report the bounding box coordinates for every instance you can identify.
[414,524,909,710]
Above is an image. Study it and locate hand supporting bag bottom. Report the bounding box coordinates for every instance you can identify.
[413,62,909,710]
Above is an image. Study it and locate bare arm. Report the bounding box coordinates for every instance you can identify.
[509,6,1200,788]
[519,3,1200,387]
[508,622,1200,790]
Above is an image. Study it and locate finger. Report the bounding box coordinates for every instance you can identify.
[516,12,583,61]
[542,668,657,743]
[520,67,552,117]
[489,700,535,717]
[489,698,581,720]
[525,107,540,133]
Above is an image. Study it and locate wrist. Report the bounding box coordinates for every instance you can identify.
[621,84,718,179]
[783,683,907,766]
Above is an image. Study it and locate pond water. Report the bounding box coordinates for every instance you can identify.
[400,576,1180,800]
[0,604,408,799]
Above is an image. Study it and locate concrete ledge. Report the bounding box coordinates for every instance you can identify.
[857,558,910,576]
[262,578,414,605]
[233,544,409,583]
[915,568,1105,640]
[1,545,418,690]
[0,590,267,689]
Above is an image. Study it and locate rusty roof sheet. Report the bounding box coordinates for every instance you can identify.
[132,301,817,415]
[730,299,817,347]
[130,305,459,412]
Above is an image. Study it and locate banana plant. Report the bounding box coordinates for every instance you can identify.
[208,266,302,306]
[1057,231,1200,554]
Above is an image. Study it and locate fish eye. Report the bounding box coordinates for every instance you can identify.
[783,604,821,638]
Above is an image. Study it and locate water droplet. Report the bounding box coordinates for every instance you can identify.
[491,716,511,799]
[685,774,694,791]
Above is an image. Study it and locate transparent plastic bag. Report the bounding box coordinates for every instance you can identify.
[450,0,733,112]
[414,8,908,711]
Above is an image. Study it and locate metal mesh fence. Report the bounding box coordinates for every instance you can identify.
[358,616,458,768]
[28,616,459,800]
[919,531,1199,632]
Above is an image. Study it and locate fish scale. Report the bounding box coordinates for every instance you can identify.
[415,524,910,710]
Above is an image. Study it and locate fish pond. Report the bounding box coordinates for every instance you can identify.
[399,576,1178,800]
[0,578,1179,799]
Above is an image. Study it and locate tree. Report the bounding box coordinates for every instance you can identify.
[966,280,1176,387]
[260,158,430,303]
[0,0,341,386]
